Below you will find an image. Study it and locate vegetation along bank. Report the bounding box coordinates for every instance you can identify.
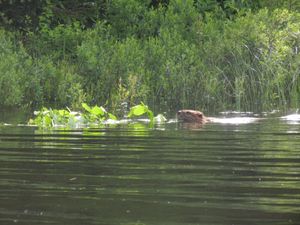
[0,0,299,114]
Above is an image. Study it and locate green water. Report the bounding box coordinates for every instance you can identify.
[0,117,300,225]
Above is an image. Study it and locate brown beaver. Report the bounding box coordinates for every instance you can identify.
[177,109,211,123]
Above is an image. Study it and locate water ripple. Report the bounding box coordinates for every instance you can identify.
[0,120,300,225]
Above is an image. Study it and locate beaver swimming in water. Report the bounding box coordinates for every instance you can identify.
[177,109,264,125]
[177,109,211,124]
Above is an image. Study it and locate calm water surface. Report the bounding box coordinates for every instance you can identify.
[0,117,300,225]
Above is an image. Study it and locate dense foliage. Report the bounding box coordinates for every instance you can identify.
[0,0,300,113]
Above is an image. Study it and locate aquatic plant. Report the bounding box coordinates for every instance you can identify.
[28,102,163,128]
[127,102,154,123]
[28,107,79,128]
[29,103,116,127]
[81,103,117,121]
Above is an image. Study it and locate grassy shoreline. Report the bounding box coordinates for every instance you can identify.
[0,2,299,114]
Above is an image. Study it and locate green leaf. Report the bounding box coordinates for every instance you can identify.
[82,103,92,113]
[128,104,148,117]
[43,114,52,127]
[108,113,117,120]
[91,105,105,116]
[58,109,69,117]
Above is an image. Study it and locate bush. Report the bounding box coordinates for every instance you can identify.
[0,29,84,108]
[77,23,149,112]
[24,58,84,108]
[0,30,31,106]
[106,0,150,38]
[27,22,84,61]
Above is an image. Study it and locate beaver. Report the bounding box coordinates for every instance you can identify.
[177,109,211,124]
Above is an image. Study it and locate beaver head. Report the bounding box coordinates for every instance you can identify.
[177,109,209,123]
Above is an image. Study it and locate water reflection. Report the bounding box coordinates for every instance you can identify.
[0,118,300,225]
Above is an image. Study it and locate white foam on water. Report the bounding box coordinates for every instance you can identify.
[210,117,261,124]
[281,114,300,121]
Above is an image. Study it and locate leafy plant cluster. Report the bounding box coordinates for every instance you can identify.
[0,0,300,113]
[29,102,158,128]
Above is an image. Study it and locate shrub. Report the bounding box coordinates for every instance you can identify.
[27,22,84,61]
[0,29,31,107]
[0,29,84,108]
[77,23,149,111]
[106,0,151,39]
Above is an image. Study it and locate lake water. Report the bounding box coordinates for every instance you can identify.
[0,114,300,225]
